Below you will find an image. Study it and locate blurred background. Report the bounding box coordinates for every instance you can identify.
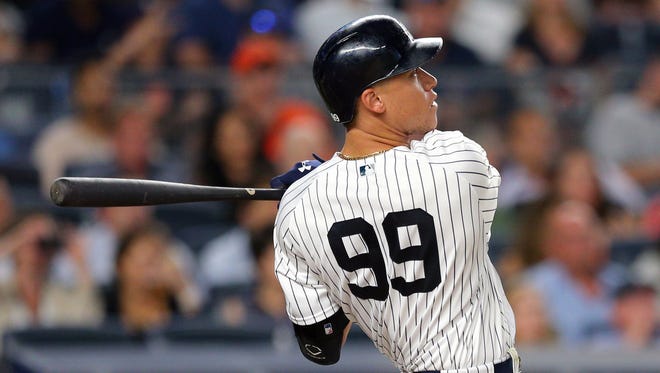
[0,0,658,372]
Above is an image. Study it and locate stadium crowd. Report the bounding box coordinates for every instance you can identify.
[0,0,658,359]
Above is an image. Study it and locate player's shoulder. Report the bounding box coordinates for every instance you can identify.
[412,129,486,156]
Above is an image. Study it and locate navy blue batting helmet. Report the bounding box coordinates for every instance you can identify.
[313,15,443,125]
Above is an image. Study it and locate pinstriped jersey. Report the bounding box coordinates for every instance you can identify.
[274,130,516,373]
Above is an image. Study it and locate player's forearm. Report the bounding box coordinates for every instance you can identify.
[342,321,353,346]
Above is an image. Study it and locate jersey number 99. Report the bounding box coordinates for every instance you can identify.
[328,208,441,301]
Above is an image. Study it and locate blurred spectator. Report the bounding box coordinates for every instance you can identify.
[161,84,223,160]
[263,100,336,172]
[497,107,558,210]
[586,57,660,196]
[505,281,556,346]
[50,204,200,307]
[0,212,102,333]
[1,177,99,332]
[198,195,278,290]
[549,148,645,238]
[498,148,645,279]
[402,0,483,67]
[196,108,272,188]
[449,0,525,64]
[294,0,404,62]
[154,21,284,158]
[228,33,333,164]
[523,200,629,345]
[103,2,175,74]
[65,206,153,288]
[22,0,142,64]
[105,223,202,333]
[470,124,507,170]
[213,224,287,327]
[65,97,183,181]
[31,57,116,195]
[587,0,660,64]
[592,282,659,349]
[507,0,596,74]
[0,1,23,64]
[229,33,288,132]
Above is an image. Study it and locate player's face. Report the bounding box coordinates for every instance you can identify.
[377,67,438,139]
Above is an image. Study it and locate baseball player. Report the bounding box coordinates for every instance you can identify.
[272,15,520,373]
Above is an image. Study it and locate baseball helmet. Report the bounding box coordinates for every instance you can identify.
[313,15,443,125]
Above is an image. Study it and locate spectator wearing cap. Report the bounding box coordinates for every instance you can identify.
[228,33,332,165]
[262,100,336,173]
[229,33,289,134]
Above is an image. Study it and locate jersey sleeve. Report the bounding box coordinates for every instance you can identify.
[424,130,501,225]
[274,210,341,326]
[463,136,501,226]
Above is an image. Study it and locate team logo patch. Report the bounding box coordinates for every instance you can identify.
[304,344,325,359]
[324,323,333,335]
[298,160,312,172]
[359,164,375,176]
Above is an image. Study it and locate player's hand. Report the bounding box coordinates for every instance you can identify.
[270,155,325,189]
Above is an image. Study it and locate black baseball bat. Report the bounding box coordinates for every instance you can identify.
[50,177,285,207]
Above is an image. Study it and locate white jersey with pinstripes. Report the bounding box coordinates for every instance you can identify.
[274,129,516,373]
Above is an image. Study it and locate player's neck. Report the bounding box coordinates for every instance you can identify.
[341,121,411,158]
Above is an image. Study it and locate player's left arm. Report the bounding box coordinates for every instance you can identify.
[274,209,349,365]
[292,309,353,365]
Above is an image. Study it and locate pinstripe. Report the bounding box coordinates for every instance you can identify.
[392,151,406,362]
[442,168,458,369]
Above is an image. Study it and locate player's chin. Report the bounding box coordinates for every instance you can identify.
[423,118,438,134]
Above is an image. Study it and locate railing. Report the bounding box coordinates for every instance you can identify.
[3,324,660,373]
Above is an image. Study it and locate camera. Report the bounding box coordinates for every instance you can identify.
[38,234,63,254]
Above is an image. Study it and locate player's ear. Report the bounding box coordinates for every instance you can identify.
[359,88,386,115]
